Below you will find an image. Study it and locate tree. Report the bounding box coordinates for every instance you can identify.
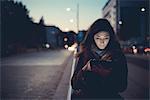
[1,0,34,56]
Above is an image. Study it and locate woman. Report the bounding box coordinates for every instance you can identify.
[71,19,128,99]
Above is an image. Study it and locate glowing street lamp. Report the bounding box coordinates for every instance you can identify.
[119,20,122,25]
[69,19,74,23]
[65,3,79,33]
[140,7,146,38]
[66,8,71,11]
[45,43,50,48]
[141,7,145,12]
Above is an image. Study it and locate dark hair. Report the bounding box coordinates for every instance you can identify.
[83,19,121,51]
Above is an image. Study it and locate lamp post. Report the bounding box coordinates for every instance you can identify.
[76,3,79,34]
[140,7,146,39]
[66,3,79,34]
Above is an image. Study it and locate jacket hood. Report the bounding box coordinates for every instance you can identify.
[87,19,115,38]
[83,19,118,50]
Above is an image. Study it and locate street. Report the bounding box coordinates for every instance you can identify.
[1,49,73,100]
[1,50,149,100]
[2,0,149,100]
[120,54,149,100]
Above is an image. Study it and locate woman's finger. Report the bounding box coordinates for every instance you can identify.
[82,59,92,71]
[87,62,91,71]
[82,64,87,71]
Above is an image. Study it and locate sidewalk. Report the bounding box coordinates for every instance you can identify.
[125,54,150,60]
[53,51,74,100]
[1,49,74,100]
[126,54,149,70]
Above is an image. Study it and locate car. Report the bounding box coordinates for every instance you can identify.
[144,47,150,54]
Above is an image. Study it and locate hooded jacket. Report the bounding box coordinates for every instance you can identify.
[71,19,128,99]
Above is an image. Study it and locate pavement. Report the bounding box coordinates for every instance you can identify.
[52,52,74,100]
[120,54,149,100]
[120,62,149,100]
[1,49,74,100]
[125,54,150,60]
[1,51,149,100]
[125,54,149,70]
[1,49,71,66]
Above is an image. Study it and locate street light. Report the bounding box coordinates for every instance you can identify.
[76,3,79,34]
[66,8,71,11]
[69,19,74,23]
[140,7,146,40]
[66,3,79,33]
[45,43,50,49]
[141,7,145,12]
[119,20,122,25]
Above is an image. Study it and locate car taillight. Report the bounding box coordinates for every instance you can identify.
[144,48,150,52]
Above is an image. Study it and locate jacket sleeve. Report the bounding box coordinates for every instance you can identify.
[91,51,128,93]
[110,52,128,93]
[71,53,85,90]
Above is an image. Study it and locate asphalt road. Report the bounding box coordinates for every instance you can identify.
[120,54,149,100]
[1,51,149,100]
[1,49,73,100]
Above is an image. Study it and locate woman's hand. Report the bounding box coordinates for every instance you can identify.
[92,67,112,77]
[101,53,112,61]
[82,60,92,71]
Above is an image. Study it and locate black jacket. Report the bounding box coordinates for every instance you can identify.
[71,48,128,98]
[71,19,128,99]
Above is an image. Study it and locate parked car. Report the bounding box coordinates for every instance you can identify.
[144,47,150,54]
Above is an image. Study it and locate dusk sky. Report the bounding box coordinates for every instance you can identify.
[15,0,108,32]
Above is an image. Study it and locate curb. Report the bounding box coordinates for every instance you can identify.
[67,49,77,100]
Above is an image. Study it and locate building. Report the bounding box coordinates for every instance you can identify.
[102,0,149,41]
[102,0,117,33]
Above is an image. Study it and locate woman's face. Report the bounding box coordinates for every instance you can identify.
[94,31,110,49]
